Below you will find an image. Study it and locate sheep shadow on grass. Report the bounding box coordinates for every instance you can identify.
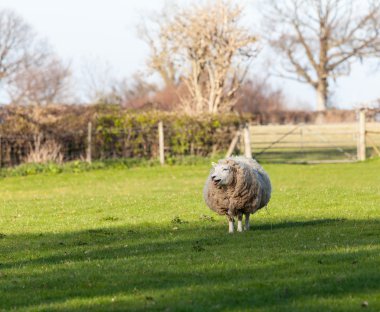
[0,219,379,311]
[253,218,347,231]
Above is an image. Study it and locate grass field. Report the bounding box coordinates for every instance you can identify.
[0,160,379,311]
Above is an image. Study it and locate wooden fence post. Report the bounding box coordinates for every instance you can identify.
[243,123,252,158]
[0,134,2,169]
[300,126,305,157]
[158,121,165,165]
[86,122,92,163]
[226,131,241,158]
[357,109,366,161]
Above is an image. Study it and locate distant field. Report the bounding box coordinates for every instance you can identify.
[251,123,380,162]
[0,160,379,311]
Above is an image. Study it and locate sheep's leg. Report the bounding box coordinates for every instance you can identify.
[245,213,250,231]
[229,220,234,233]
[227,215,234,234]
[237,212,243,232]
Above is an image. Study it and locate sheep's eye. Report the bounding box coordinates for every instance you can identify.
[223,168,229,171]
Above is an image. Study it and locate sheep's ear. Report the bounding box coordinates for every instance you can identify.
[211,162,217,168]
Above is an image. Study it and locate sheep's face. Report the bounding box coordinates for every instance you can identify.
[211,162,234,186]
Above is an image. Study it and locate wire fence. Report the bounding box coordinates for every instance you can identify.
[0,111,379,168]
[0,132,87,167]
[0,123,240,168]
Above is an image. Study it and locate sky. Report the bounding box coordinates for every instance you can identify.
[0,0,379,110]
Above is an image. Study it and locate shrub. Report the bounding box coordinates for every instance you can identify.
[95,111,246,159]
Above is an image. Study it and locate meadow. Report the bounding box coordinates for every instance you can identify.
[0,159,379,311]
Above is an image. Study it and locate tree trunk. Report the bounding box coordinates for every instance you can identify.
[316,78,328,111]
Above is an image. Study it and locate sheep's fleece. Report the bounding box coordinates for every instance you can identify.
[203,156,271,222]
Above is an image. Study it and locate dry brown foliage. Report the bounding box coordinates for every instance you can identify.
[235,79,286,114]
[25,134,63,164]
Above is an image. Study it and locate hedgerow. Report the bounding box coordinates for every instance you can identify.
[0,105,247,167]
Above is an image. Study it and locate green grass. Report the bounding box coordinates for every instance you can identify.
[255,147,357,163]
[0,156,222,178]
[0,160,379,311]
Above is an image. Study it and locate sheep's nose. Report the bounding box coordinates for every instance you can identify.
[211,175,216,180]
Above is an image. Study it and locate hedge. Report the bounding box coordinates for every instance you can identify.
[0,105,247,167]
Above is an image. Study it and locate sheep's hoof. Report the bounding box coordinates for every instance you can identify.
[237,228,243,233]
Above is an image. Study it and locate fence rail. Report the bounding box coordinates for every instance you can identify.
[250,119,380,163]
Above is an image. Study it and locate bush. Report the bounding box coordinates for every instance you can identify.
[95,111,246,159]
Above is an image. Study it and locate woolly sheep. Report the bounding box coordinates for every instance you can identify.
[203,156,272,233]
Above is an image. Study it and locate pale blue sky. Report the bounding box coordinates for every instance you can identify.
[0,0,379,109]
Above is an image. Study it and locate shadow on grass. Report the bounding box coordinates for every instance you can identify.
[254,218,348,231]
[1,219,379,311]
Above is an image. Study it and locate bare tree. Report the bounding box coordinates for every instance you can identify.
[0,9,35,84]
[117,73,157,108]
[81,59,117,104]
[81,58,157,106]
[235,77,286,113]
[262,0,380,111]
[139,9,180,88]
[6,53,72,105]
[0,9,72,105]
[141,0,257,114]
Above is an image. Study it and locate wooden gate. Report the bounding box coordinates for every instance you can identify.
[250,123,380,163]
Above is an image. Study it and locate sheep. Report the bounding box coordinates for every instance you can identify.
[203,156,272,233]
